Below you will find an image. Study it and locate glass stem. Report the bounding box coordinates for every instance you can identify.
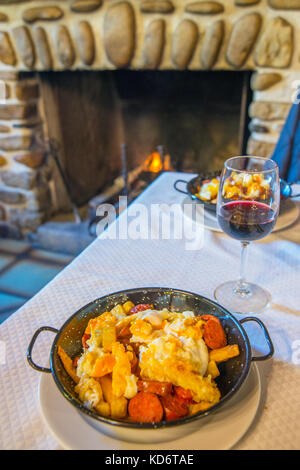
[234,241,251,297]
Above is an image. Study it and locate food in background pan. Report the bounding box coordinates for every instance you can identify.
[58,302,240,424]
[222,172,271,201]
[195,177,220,203]
[195,172,270,203]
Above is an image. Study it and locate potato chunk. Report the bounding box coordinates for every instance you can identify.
[99,375,114,403]
[209,344,240,363]
[111,396,128,419]
[102,325,117,352]
[188,401,212,415]
[95,400,111,417]
[57,346,79,384]
[123,301,135,314]
[111,304,126,317]
[99,375,128,418]
[207,360,220,379]
[112,342,131,397]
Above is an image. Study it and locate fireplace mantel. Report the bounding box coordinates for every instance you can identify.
[0,0,299,235]
[0,0,298,73]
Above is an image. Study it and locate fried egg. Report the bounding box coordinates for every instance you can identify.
[129,309,170,344]
[139,330,209,377]
[75,377,103,409]
[77,308,221,409]
[76,350,96,378]
[137,310,220,404]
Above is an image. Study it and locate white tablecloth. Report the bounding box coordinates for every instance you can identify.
[0,172,300,450]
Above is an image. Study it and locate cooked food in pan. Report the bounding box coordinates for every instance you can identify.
[195,177,220,203]
[195,172,270,203]
[58,302,240,424]
[222,172,271,201]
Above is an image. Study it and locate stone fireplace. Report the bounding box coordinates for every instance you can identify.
[0,0,299,237]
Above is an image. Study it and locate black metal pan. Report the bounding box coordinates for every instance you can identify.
[174,171,220,213]
[174,171,298,216]
[27,287,273,442]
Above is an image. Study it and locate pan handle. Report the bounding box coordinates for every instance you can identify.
[240,317,274,362]
[27,326,58,373]
[173,179,189,195]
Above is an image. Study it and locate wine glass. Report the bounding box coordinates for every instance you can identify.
[214,156,280,314]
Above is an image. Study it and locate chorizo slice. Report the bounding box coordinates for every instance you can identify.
[128,392,163,423]
[201,314,220,322]
[161,394,188,421]
[137,380,172,397]
[164,408,182,421]
[174,386,193,404]
[202,315,227,349]
[129,304,153,314]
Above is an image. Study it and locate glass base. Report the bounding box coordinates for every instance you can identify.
[214,280,271,315]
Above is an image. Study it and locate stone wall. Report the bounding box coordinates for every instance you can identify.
[0,1,298,73]
[0,70,52,236]
[0,0,299,234]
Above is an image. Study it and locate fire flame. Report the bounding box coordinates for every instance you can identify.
[144,151,172,173]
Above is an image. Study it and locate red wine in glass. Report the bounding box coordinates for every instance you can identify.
[214,156,280,314]
[218,200,276,242]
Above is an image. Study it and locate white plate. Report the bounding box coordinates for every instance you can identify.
[181,197,300,233]
[39,363,261,450]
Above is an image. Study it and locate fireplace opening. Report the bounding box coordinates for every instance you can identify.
[38,69,252,215]
[113,70,252,172]
[0,69,252,248]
